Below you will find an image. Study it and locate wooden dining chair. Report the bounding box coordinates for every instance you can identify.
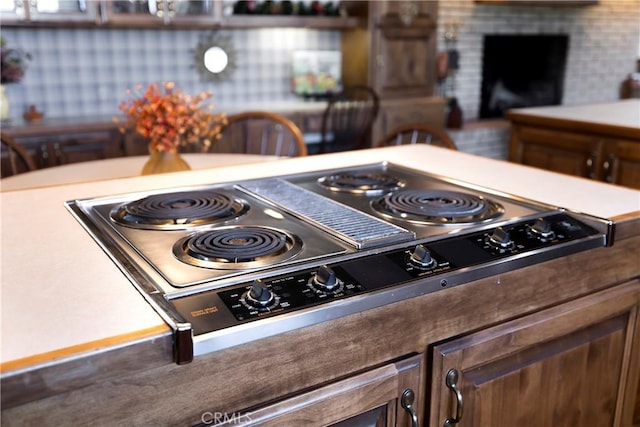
[206,111,307,157]
[377,123,458,150]
[317,86,380,154]
[1,133,37,178]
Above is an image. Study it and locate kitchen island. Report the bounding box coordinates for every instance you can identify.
[2,145,639,426]
[507,99,640,189]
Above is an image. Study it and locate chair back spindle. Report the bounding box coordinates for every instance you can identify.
[319,86,380,154]
[377,123,457,150]
[208,111,307,157]
[1,133,37,178]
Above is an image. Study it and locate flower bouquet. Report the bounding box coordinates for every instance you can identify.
[1,37,31,120]
[1,37,30,85]
[115,82,227,174]
[116,82,226,155]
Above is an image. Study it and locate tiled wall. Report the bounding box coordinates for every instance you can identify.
[1,27,339,119]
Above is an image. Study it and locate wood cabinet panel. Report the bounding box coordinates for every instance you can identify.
[601,138,640,188]
[206,354,424,427]
[4,235,638,426]
[429,280,640,427]
[369,1,438,99]
[508,121,640,189]
[509,125,603,178]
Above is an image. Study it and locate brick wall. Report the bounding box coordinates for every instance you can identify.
[437,0,640,159]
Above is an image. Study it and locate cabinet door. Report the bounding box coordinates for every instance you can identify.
[207,354,424,427]
[369,1,438,99]
[509,125,603,179]
[601,139,640,189]
[429,280,640,427]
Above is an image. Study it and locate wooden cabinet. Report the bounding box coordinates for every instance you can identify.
[2,232,640,426]
[429,280,640,427]
[342,1,444,146]
[509,125,602,178]
[208,354,424,427]
[369,0,438,99]
[507,106,640,189]
[601,138,640,188]
[342,1,438,100]
[18,131,123,169]
[2,120,125,176]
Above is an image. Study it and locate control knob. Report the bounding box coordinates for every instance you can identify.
[529,218,556,241]
[409,244,436,269]
[244,280,276,308]
[487,227,515,250]
[312,265,341,292]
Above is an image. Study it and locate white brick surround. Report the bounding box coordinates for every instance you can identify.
[437,0,640,159]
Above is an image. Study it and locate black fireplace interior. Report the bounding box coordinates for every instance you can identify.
[479,34,569,119]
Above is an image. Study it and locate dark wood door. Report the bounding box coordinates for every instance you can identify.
[429,280,640,427]
[601,138,640,189]
[509,125,603,179]
[207,354,424,427]
[369,1,438,99]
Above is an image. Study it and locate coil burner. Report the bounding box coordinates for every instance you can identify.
[173,225,303,269]
[372,189,504,225]
[317,173,404,195]
[110,190,249,230]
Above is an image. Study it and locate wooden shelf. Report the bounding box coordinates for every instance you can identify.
[475,0,598,5]
[221,15,364,29]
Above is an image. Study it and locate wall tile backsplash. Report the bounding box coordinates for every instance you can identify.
[1,27,340,119]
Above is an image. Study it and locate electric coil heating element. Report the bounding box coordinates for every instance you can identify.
[66,162,613,364]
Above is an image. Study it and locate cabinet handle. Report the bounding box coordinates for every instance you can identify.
[585,152,597,179]
[602,153,615,182]
[443,369,463,427]
[401,388,419,427]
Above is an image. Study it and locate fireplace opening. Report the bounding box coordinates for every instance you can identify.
[479,34,569,119]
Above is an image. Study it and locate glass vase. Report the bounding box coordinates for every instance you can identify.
[0,85,9,121]
[141,149,191,175]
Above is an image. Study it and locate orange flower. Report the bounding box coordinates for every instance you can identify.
[114,82,227,153]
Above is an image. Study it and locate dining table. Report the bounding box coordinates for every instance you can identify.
[0,153,280,192]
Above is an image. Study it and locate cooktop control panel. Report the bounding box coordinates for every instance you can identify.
[170,212,600,336]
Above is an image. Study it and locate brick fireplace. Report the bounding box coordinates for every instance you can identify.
[437,0,640,159]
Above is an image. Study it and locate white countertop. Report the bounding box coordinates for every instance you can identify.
[1,153,279,192]
[508,99,640,129]
[1,145,639,372]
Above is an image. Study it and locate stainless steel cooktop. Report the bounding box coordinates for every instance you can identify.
[66,162,612,363]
